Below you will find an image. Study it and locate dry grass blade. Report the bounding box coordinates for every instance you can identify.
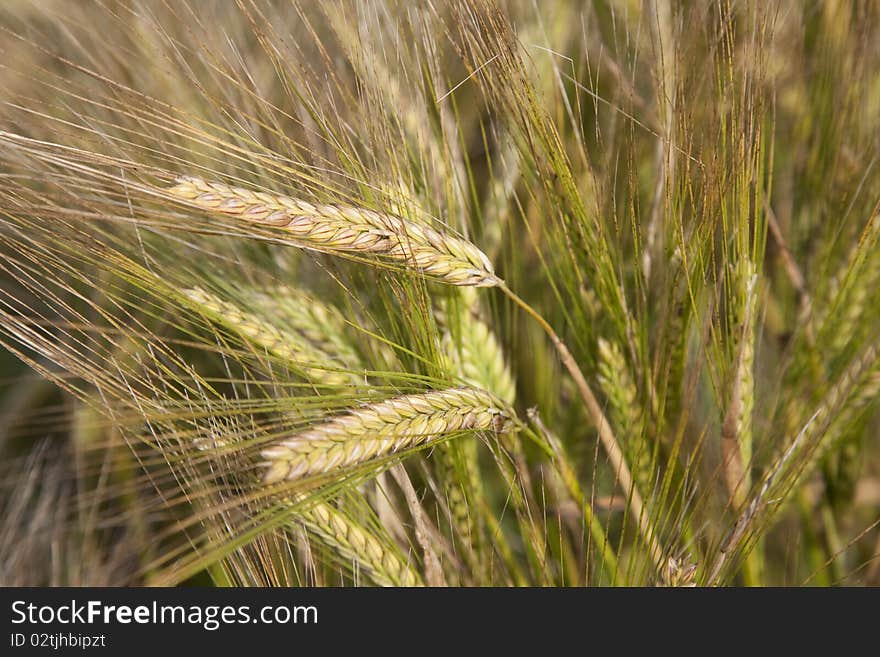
[261,387,516,482]
[166,177,499,287]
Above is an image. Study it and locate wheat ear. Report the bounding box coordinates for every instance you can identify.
[184,287,360,386]
[248,285,364,371]
[166,176,499,287]
[435,290,518,568]
[807,343,879,466]
[436,293,546,578]
[816,214,880,353]
[261,387,516,482]
[298,501,422,587]
[438,290,516,404]
[721,263,758,509]
[188,428,419,586]
[665,247,690,420]
[597,337,653,496]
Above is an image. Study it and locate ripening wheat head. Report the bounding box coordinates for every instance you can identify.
[167,176,499,287]
[260,387,516,483]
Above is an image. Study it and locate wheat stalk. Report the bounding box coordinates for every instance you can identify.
[261,387,516,483]
[166,176,499,287]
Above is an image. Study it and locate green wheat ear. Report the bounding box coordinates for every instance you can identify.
[597,337,653,497]
[183,286,363,387]
[260,387,517,483]
[297,500,423,587]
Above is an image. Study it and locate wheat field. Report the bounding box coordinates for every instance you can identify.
[0,0,878,587]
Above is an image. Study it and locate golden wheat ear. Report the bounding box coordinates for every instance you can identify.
[166,176,500,287]
[260,387,516,483]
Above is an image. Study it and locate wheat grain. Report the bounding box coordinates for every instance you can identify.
[261,387,516,482]
[166,176,499,287]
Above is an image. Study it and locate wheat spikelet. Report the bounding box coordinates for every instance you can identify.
[166,176,499,287]
[658,557,698,587]
[298,501,422,587]
[184,287,360,386]
[261,387,515,482]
